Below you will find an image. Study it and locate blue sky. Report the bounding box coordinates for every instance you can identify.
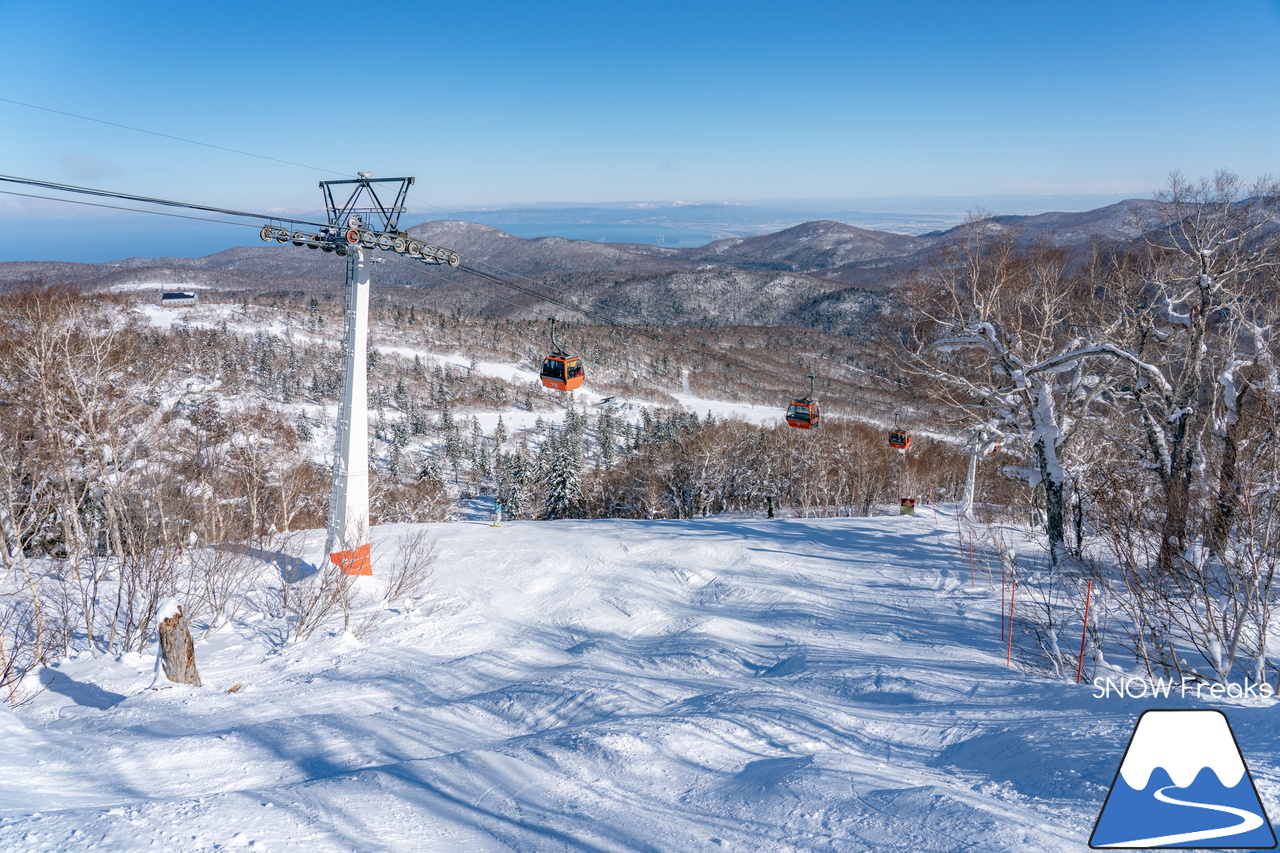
[1,0,1279,258]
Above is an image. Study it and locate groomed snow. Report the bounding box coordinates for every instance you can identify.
[3,510,1277,852]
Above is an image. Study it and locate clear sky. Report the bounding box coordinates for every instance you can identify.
[2,0,1279,257]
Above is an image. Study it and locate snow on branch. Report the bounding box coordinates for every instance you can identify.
[1155,293,1192,328]
[1026,344,1173,397]
[928,335,993,355]
[1247,323,1280,410]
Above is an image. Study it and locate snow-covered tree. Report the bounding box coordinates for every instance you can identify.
[543,427,585,520]
[899,226,1121,563]
[1106,171,1280,570]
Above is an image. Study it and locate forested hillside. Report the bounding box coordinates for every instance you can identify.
[0,195,1224,336]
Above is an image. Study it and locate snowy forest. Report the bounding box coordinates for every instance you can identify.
[893,172,1280,687]
[1,171,1279,703]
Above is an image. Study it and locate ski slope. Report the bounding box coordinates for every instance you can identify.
[2,509,1278,852]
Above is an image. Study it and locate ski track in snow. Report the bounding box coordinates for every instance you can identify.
[2,510,1275,851]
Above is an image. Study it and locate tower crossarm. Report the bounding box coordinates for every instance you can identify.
[263,173,459,266]
[0,171,460,268]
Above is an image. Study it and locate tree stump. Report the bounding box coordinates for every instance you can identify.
[157,604,202,687]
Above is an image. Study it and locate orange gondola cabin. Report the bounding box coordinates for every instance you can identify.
[540,353,585,391]
[539,317,585,391]
[786,399,820,429]
[785,373,821,429]
[889,430,911,450]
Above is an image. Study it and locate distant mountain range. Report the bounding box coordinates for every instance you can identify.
[431,193,1147,240]
[0,198,1203,335]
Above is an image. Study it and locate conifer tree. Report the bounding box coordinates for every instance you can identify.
[496,449,531,519]
[543,427,584,520]
[596,410,616,468]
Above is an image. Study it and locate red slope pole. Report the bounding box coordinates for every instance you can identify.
[1076,578,1094,684]
[968,532,976,588]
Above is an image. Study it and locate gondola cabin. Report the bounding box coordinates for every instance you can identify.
[888,430,911,450]
[786,400,820,429]
[540,354,585,391]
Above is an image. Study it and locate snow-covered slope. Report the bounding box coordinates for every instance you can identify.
[407,220,688,277]
[687,220,924,270]
[2,511,1277,852]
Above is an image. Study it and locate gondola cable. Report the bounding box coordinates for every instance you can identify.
[0,96,349,179]
[0,187,268,229]
[0,101,839,399]
[0,99,858,413]
[0,100,867,409]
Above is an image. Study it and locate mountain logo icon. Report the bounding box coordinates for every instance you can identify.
[1091,709,1276,849]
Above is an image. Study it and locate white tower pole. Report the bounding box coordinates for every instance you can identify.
[960,448,978,520]
[325,246,372,574]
